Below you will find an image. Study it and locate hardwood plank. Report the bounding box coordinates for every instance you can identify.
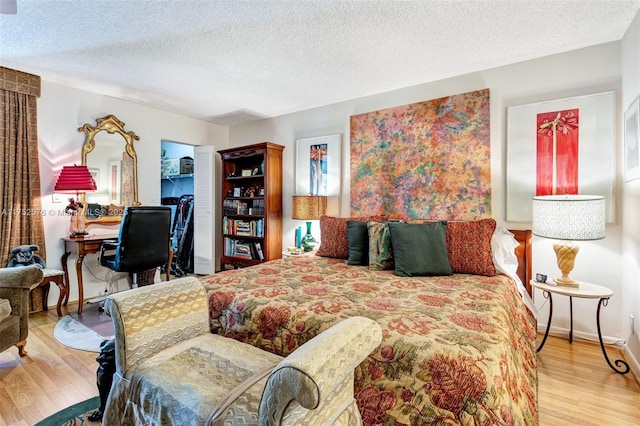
[0,308,99,425]
[537,334,640,425]
[1,309,640,425]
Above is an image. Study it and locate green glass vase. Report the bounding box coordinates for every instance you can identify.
[300,221,316,251]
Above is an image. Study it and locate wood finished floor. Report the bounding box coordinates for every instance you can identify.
[1,306,639,425]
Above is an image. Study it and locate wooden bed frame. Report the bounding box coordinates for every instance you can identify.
[510,229,532,296]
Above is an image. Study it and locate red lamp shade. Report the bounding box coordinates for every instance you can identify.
[54,165,97,193]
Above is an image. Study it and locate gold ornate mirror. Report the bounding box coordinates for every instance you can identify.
[78,114,140,225]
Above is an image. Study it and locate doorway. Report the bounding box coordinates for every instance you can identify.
[161,140,195,277]
[160,141,215,276]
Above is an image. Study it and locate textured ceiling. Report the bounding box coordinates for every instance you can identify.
[1,0,638,126]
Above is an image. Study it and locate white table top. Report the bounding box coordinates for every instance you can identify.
[282,250,308,257]
[530,279,613,299]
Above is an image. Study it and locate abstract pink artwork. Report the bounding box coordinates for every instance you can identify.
[350,89,491,220]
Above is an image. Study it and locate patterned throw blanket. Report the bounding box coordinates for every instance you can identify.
[201,255,537,425]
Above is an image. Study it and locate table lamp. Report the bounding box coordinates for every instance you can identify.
[292,195,327,251]
[532,195,605,288]
[54,164,97,237]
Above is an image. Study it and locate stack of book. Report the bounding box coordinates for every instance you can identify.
[223,238,265,260]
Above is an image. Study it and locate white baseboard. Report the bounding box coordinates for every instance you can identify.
[622,344,640,381]
[536,324,623,346]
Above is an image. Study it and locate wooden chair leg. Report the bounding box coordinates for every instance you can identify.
[166,247,173,281]
[16,339,27,357]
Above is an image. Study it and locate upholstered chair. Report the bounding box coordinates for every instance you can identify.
[103,277,382,425]
[100,206,172,287]
[0,266,44,356]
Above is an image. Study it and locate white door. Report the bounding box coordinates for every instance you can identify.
[193,145,215,275]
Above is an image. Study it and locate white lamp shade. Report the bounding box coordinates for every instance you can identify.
[532,195,605,241]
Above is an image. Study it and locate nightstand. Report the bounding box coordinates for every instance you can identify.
[531,279,629,374]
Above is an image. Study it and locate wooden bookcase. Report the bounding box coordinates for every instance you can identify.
[218,142,284,269]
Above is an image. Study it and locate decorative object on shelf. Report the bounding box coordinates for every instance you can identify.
[535,273,547,283]
[532,194,605,288]
[292,195,327,251]
[507,91,615,222]
[624,96,640,182]
[283,247,304,256]
[54,164,97,237]
[295,226,302,248]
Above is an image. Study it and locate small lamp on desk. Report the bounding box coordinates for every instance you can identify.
[532,195,605,288]
[54,165,97,237]
[292,195,327,251]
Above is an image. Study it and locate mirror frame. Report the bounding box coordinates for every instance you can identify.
[78,114,140,225]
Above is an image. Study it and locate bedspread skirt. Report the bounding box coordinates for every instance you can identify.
[201,255,538,425]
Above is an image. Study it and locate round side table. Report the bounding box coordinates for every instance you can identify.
[531,279,629,375]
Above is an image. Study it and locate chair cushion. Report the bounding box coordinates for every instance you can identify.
[42,268,64,278]
[121,334,283,425]
[0,299,11,322]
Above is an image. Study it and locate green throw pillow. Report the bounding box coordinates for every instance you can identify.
[388,222,453,277]
[347,220,369,266]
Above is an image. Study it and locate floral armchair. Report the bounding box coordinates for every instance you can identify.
[0,266,44,356]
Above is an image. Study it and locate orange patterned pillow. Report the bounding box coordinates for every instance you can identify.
[446,218,497,276]
[316,215,387,259]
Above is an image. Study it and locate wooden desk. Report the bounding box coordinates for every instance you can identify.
[61,235,173,314]
[61,235,117,314]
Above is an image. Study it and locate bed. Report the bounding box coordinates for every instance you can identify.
[200,219,536,425]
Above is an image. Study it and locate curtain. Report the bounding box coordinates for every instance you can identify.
[0,67,45,267]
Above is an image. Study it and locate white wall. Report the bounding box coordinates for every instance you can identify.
[37,81,227,306]
[621,11,640,376]
[230,42,628,343]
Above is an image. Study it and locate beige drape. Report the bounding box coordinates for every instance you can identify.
[0,67,46,267]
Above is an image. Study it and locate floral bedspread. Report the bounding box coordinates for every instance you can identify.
[200,255,537,425]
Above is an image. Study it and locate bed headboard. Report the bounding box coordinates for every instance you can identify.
[509,229,532,296]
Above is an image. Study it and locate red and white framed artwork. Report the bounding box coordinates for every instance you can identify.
[507,91,615,222]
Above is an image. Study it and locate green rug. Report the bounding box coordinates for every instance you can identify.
[34,396,101,426]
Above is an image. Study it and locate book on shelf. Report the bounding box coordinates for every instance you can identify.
[223,217,264,237]
[255,242,264,260]
[223,237,265,261]
[233,242,253,258]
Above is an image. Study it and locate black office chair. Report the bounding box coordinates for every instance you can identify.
[100,206,172,288]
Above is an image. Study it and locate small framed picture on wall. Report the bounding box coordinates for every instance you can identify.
[624,97,640,182]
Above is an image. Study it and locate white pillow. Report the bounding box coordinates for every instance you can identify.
[0,298,11,322]
[491,226,537,316]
